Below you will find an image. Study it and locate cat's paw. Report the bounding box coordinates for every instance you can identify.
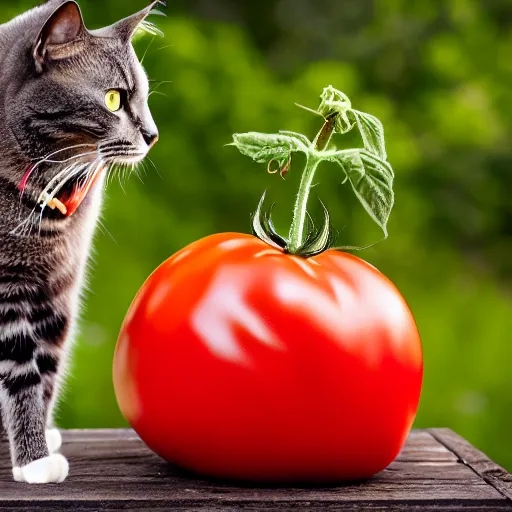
[13,454,69,484]
[46,429,62,454]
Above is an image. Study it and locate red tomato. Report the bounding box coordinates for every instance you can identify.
[114,232,422,481]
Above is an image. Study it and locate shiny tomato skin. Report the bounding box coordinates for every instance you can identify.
[114,233,422,481]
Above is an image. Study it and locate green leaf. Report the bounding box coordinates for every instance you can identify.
[329,149,394,237]
[231,132,308,167]
[294,86,356,135]
[350,110,387,160]
[317,85,355,134]
[279,131,312,147]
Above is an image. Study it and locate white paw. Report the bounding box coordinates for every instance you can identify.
[13,454,69,484]
[46,429,62,454]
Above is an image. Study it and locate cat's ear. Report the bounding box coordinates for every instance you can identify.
[108,1,164,43]
[34,1,87,73]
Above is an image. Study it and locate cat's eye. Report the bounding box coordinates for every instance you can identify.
[105,89,123,112]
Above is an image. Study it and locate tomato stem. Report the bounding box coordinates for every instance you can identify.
[287,114,338,254]
[232,85,394,255]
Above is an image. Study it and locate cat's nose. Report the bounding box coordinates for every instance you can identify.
[142,128,159,148]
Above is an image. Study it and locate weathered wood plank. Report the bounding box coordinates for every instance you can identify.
[0,429,509,511]
[0,502,511,512]
[430,428,512,501]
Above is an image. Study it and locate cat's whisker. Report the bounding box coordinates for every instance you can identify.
[134,163,145,184]
[45,151,98,164]
[21,147,100,194]
[32,143,97,165]
[40,146,138,203]
[42,167,86,208]
[108,162,116,188]
[38,204,45,235]
[105,166,113,188]
[146,156,162,180]
[122,162,130,187]
[14,145,145,236]
[149,80,172,92]
[38,163,86,207]
[10,214,32,236]
[148,90,168,99]
[96,217,116,244]
[118,169,127,195]
[153,44,174,53]
[39,158,105,210]
[140,36,155,65]
[28,144,97,176]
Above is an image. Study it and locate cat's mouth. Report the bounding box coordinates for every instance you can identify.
[20,146,148,217]
[46,152,146,216]
[48,164,104,216]
[34,161,105,217]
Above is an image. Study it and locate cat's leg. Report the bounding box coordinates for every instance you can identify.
[0,360,68,483]
[45,427,62,454]
[37,351,63,454]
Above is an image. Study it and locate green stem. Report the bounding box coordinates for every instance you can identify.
[287,156,320,253]
[287,114,338,254]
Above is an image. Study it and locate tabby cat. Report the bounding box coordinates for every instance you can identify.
[0,0,159,483]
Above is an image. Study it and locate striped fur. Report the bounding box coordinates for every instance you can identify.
[0,0,159,483]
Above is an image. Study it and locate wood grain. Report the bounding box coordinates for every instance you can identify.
[0,429,510,511]
[429,428,512,501]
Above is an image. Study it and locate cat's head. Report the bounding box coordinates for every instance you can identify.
[0,0,161,216]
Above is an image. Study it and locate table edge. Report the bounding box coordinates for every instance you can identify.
[428,428,512,501]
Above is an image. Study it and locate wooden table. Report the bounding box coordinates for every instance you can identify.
[0,429,511,511]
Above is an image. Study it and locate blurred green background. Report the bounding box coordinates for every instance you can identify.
[3,0,512,470]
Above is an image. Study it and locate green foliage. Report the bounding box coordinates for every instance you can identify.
[3,0,512,472]
[232,86,394,250]
[350,110,387,160]
[231,132,306,169]
[328,149,394,240]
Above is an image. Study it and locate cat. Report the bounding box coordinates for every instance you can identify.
[0,0,160,483]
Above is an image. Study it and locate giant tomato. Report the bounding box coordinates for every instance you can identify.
[114,232,422,481]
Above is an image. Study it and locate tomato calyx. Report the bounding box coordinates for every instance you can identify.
[252,192,336,258]
[231,85,396,256]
